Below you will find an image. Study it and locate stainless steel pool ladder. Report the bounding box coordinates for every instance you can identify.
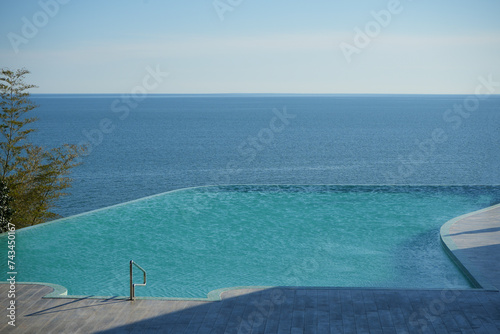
[129,260,147,301]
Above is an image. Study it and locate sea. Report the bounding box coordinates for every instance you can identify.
[29,94,500,218]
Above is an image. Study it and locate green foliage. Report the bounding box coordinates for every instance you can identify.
[0,68,83,229]
[0,178,13,232]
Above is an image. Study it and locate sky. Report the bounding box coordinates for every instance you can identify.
[0,0,499,94]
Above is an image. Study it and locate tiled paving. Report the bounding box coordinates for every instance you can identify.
[1,205,500,333]
[0,284,499,333]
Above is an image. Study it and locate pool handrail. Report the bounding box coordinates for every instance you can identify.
[130,260,147,301]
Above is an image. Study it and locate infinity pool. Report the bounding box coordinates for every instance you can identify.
[2,185,500,298]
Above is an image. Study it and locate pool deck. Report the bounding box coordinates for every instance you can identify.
[2,206,500,333]
[441,204,500,291]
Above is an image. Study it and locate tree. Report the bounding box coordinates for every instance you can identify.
[0,68,83,231]
[0,178,13,232]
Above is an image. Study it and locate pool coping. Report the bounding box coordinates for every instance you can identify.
[2,186,499,300]
[439,203,500,292]
[0,282,493,303]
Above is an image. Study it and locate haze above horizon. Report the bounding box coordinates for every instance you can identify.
[1,0,499,94]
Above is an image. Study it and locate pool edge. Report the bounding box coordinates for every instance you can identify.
[4,184,500,234]
[439,203,500,292]
[0,282,494,303]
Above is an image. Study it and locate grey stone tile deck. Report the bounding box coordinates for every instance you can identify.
[1,204,500,333]
[1,285,499,333]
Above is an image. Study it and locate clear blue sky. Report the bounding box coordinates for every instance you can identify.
[1,0,499,94]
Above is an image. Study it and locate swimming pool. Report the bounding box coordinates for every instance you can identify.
[2,185,499,299]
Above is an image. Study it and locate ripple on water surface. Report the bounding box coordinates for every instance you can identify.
[2,185,499,298]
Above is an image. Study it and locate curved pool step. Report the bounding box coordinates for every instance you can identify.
[440,203,500,291]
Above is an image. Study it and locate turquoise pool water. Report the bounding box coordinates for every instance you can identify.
[2,185,500,298]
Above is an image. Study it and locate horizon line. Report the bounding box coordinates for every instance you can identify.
[29,93,500,96]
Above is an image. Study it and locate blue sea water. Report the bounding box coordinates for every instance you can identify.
[29,94,500,217]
